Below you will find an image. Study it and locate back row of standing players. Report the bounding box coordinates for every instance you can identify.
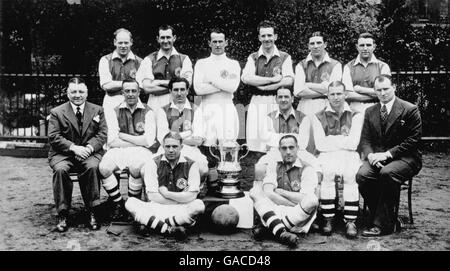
[99,21,390,154]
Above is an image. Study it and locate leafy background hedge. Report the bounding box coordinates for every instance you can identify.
[0,0,449,135]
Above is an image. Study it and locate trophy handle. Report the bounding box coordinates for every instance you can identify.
[238,143,250,162]
[209,144,220,162]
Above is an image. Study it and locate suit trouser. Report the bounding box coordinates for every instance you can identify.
[356,160,416,232]
[51,156,102,215]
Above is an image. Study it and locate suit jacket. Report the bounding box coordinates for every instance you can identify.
[360,97,422,172]
[48,101,108,167]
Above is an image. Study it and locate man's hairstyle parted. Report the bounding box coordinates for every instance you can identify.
[276,87,294,97]
[68,77,86,86]
[210,27,226,38]
[168,77,190,90]
[373,74,393,86]
[257,20,276,33]
[327,81,346,92]
[121,78,139,89]
[357,32,375,43]
[163,131,183,145]
[310,31,327,43]
[279,134,298,146]
[158,25,176,36]
[67,77,87,92]
[114,28,133,40]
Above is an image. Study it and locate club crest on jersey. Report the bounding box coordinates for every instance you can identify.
[291,179,301,192]
[320,72,330,82]
[183,120,192,131]
[129,68,137,79]
[135,121,145,133]
[176,178,189,191]
[341,125,349,136]
[272,67,281,76]
[220,70,229,79]
[174,67,181,77]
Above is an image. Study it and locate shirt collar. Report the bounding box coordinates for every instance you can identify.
[118,99,145,110]
[157,47,179,61]
[380,97,396,114]
[324,101,352,113]
[209,53,227,61]
[70,102,85,114]
[257,45,280,58]
[112,50,137,61]
[354,54,379,66]
[275,107,296,119]
[276,157,304,168]
[160,154,187,164]
[305,52,331,64]
[170,100,192,110]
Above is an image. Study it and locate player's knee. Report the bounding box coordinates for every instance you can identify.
[343,172,357,185]
[129,167,142,179]
[124,197,139,212]
[301,194,319,214]
[98,161,114,177]
[199,164,209,177]
[254,163,267,181]
[189,199,205,215]
[249,185,263,202]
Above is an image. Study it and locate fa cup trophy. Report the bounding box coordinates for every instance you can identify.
[209,140,249,199]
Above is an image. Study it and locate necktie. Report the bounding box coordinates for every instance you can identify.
[76,106,83,131]
[380,104,388,131]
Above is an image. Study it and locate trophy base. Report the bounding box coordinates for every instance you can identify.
[215,190,245,199]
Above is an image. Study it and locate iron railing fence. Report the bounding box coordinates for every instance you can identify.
[0,70,449,140]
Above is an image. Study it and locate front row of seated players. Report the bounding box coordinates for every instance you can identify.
[125,132,205,240]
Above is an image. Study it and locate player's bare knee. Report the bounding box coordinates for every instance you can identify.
[189,199,205,215]
[129,167,141,179]
[98,161,114,178]
[301,194,319,214]
[249,185,263,201]
[199,164,209,177]
[254,163,267,182]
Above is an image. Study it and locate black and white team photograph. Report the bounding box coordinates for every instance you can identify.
[0,0,449,257]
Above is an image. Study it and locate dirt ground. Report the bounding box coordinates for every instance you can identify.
[0,151,449,251]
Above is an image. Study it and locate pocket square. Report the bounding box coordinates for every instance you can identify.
[400,120,405,126]
[93,115,100,123]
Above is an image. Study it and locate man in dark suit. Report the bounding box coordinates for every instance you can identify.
[356,74,422,236]
[48,77,108,232]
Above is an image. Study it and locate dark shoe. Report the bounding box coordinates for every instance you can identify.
[56,215,68,232]
[322,217,333,236]
[137,224,150,237]
[252,224,269,241]
[310,219,320,233]
[111,201,124,221]
[278,231,299,248]
[88,212,100,231]
[362,226,382,237]
[167,226,187,241]
[346,221,358,239]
